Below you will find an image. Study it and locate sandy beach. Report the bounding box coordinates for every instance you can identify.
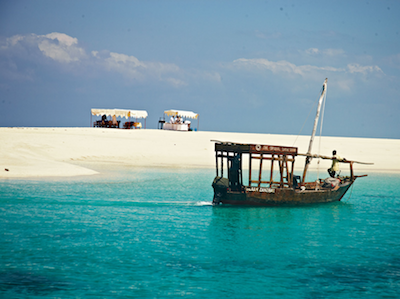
[1,127,399,178]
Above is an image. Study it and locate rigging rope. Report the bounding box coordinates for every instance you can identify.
[292,85,326,184]
[342,183,354,202]
[292,95,319,146]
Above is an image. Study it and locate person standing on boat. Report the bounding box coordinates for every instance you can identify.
[328,150,344,178]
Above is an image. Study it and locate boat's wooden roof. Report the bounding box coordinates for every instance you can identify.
[214,142,298,155]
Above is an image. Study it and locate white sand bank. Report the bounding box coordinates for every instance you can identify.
[1,127,399,178]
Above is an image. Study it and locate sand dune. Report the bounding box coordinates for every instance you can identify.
[1,127,399,178]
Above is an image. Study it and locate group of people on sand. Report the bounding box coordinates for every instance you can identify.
[169,115,185,124]
[168,115,192,130]
[101,114,119,127]
[170,116,181,124]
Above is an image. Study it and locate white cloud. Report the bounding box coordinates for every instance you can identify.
[1,32,188,87]
[44,32,78,47]
[347,63,383,75]
[103,52,145,80]
[102,52,183,84]
[232,58,384,82]
[232,58,343,77]
[37,33,86,63]
[1,32,86,63]
[1,35,24,49]
[164,77,187,87]
[305,48,320,55]
[323,48,345,57]
[106,52,146,69]
[304,48,345,57]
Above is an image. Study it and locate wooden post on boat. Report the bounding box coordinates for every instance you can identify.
[249,153,252,186]
[269,154,275,187]
[221,151,224,178]
[258,154,263,188]
[350,161,354,181]
[215,150,219,177]
[302,78,328,184]
[239,153,243,187]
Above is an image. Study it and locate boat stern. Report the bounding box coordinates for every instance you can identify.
[212,176,229,205]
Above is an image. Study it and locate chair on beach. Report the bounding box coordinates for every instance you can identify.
[158,117,165,129]
[123,121,133,129]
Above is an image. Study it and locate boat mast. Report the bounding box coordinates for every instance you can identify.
[301,78,328,183]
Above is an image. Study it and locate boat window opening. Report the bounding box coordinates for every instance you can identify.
[248,152,296,189]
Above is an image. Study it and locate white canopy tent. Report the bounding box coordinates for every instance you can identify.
[91,109,148,119]
[91,108,148,128]
[163,109,198,119]
[163,109,199,131]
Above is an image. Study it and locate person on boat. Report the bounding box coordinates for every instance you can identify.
[328,150,344,178]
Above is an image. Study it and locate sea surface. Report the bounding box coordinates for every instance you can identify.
[1,167,400,298]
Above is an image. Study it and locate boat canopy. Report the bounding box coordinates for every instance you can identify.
[91,108,148,119]
[164,109,198,119]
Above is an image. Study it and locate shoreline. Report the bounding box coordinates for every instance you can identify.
[1,127,399,179]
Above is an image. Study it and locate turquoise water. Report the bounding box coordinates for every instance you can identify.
[1,168,400,298]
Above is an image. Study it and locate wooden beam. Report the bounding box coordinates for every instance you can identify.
[269,154,274,187]
[249,153,252,186]
[258,153,263,188]
[216,151,219,177]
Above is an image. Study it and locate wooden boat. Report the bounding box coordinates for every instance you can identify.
[211,79,372,206]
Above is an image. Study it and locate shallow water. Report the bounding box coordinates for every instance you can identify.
[1,168,400,298]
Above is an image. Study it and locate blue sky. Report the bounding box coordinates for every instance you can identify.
[1,0,399,138]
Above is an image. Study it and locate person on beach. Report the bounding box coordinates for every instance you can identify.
[101,114,107,126]
[112,115,118,127]
[328,150,345,178]
[170,116,175,123]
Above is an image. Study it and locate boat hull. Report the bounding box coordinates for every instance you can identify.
[212,177,353,206]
